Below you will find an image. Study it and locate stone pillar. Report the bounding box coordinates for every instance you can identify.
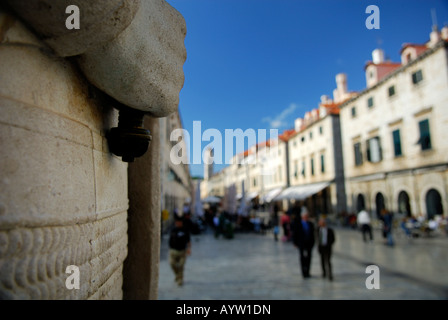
[123,116,161,300]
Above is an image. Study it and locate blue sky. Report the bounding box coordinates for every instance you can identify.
[165,0,448,178]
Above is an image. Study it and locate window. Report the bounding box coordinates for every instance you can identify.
[388,85,396,97]
[356,194,366,212]
[426,189,443,220]
[366,136,383,163]
[301,136,305,143]
[367,97,374,108]
[418,119,432,150]
[309,131,313,140]
[320,154,325,173]
[311,157,315,176]
[301,160,306,177]
[351,106,357,118]
[398,191,411,216]
[319,126,323,135]
[392,129,402,157]
[412,70,423,84]
[294,160,298,178]
[253,178,257,187]
[354,142,363,166]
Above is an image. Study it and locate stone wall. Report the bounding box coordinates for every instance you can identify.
[0,10,129,299]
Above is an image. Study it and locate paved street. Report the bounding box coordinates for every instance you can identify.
[158,224,448,300]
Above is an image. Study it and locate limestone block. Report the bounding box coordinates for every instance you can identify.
[5,0,141,57]
[0,122,96,229]
[0,45,106,135]
[77,0,187,117]
[93,149,129,219]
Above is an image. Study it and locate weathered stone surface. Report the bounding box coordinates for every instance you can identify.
[0,11,44,48]
[0,212,128,299]
[0,10,130,299]
[123,116,160,300]
[0,122,96,229]
[5,0,141,57]
[5,0,187,117]
[0,46,105,135]
[77,0,187,117]
[94,150,129,220]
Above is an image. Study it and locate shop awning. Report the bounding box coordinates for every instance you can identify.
[274,182,330,201]
[247,191,259,200]
[262,187,284,203]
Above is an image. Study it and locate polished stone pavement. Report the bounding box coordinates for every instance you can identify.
[158,224,448,300]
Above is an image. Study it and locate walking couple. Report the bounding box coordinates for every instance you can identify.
[292,207,335,281]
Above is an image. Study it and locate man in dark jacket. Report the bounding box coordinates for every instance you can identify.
[317,217,335,281]
[292,208,315,279]
[169,215,191,286]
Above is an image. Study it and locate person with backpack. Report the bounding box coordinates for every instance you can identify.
[168,215,191,286]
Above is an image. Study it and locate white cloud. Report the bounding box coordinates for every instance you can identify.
[262,103,297,129]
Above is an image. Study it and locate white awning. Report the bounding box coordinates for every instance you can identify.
[247,191,259,200]
[274,182,330,201]
[202,196,221,203]
[262,187,284,203]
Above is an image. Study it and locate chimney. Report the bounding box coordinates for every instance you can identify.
[429,25,441,47]
[336,73,348,93]
[334,73,348,103]
[320,95,331,104]
[442,25,448,40]
[294,118,303,131]
[372,49,385,64]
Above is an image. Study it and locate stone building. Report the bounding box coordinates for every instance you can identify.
[159,111,193,232]
[276,73,356,216]
[0,0,187,299]
[339,26,448,220]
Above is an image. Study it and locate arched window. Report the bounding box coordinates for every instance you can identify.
[375,193,385,219]
[356,194,365,212]
[426,189,443,220]
[398,191,411,217]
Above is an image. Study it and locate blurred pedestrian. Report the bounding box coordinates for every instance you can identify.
[168,216,191,286]
[317,217,335,281]
[357,209,373,242]
[213,213,222,238]
[381,209,394,247]
[280,211,291,242]
[272,204,280,241]
[292,209,315,279]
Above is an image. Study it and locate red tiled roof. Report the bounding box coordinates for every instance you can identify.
[400,43,428,54]
[279,129,296,142]
[364,61,402,70]
[319,102,342,115]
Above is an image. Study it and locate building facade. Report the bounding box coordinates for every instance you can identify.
[277,73,356,216]
[160,111,193,231]
[340,27,448,220]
